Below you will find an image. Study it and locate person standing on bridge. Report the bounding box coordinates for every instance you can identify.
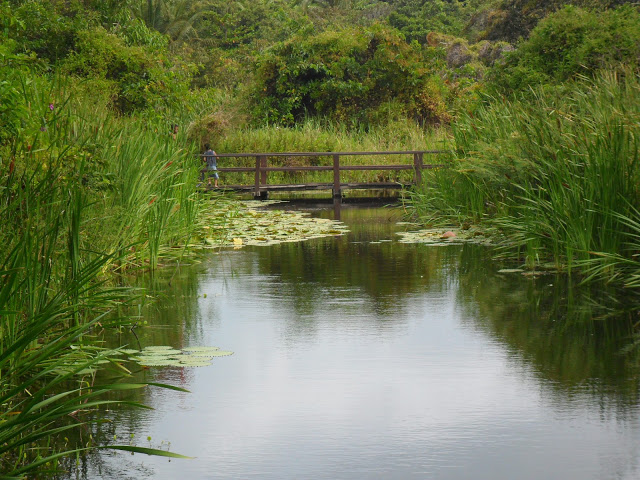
[203,143,219,188]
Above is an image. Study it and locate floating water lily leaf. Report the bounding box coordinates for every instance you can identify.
[182,346,220,353]
[140,351,182,358]
[208,350,234,357]
[204,201,350,248]
[139,349,182,355]
[138,360,174,367]
[128,345,233,368]
[396,228,497,246]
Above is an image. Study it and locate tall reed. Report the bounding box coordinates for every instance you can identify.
[0,75,203,475]
[411,71,640,283]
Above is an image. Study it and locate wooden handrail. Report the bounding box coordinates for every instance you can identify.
[199,150,445,158]
[198,150,447,198]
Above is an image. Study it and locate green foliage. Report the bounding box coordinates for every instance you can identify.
[482,0,635,42]
[62,27,193,114]
[7,0,98,63]
[197,0,309,49]
[487,5,640,92]
[388,0,470,43]
[132,0,208,43]
[0,70,213,475]
[413,71,640,283]
[0,42,34,146]
[112,17,170,51]
[251,24,446,126]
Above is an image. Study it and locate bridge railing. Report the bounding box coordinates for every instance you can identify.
[199,150,447,197]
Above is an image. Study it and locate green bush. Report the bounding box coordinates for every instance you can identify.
[7,0,97,63]
[487,5,640,93]
[387,0,469,43]
[112,17,170,51]
[482,0,635,42]
[62,27,193,114]
[0,41,31,146]
[251,24,445,126]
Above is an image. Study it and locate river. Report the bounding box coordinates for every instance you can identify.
[76,203,640,480]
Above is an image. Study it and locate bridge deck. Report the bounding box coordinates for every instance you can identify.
[205,182,408,193]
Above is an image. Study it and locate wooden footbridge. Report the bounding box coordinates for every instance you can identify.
[200,150,446,198]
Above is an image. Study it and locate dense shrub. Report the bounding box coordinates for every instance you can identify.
[487,5,640,93]
[482,0,636,42]
[112,17,170,51]
[387,0,469,43]
[62,27,193,114]
[0,40,39,146]
[251,24,446,126]
[6,0,97,62]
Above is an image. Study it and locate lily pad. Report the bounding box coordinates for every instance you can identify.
[182,346,221,353]
[204,201,350,248]
[207,350,234,357]
[120,348,141,355]
[178,359,216,367]
[396,227,498,246]
[127,345,233,368]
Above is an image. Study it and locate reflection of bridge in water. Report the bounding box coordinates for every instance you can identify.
[200,150,446,199]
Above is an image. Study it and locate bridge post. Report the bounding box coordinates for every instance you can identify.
[414,152,424,185]
[254,155,261,197]
[258,155,269,199]
[333,154,341,199]
[260,156,267,187]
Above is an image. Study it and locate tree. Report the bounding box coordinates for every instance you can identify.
[133,0,211,43]
[251,24,446,126]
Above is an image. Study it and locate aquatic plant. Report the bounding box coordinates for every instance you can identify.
[0,72,211,476]
[198,201,350,248]
[411,71,640,284]
[125,345,233,368]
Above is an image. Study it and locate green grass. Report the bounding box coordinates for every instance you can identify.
[410,71,640,284]
[0,75,224,476]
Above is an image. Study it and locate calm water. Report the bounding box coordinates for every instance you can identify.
[81,204,640,480]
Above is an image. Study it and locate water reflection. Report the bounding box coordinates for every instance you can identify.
[66,205,640,480]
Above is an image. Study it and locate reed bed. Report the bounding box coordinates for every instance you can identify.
[0,77,212,476]
[411,71,640,284]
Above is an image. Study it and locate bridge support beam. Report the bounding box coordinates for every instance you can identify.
[332,154,341,199]
[414,152,424,185]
